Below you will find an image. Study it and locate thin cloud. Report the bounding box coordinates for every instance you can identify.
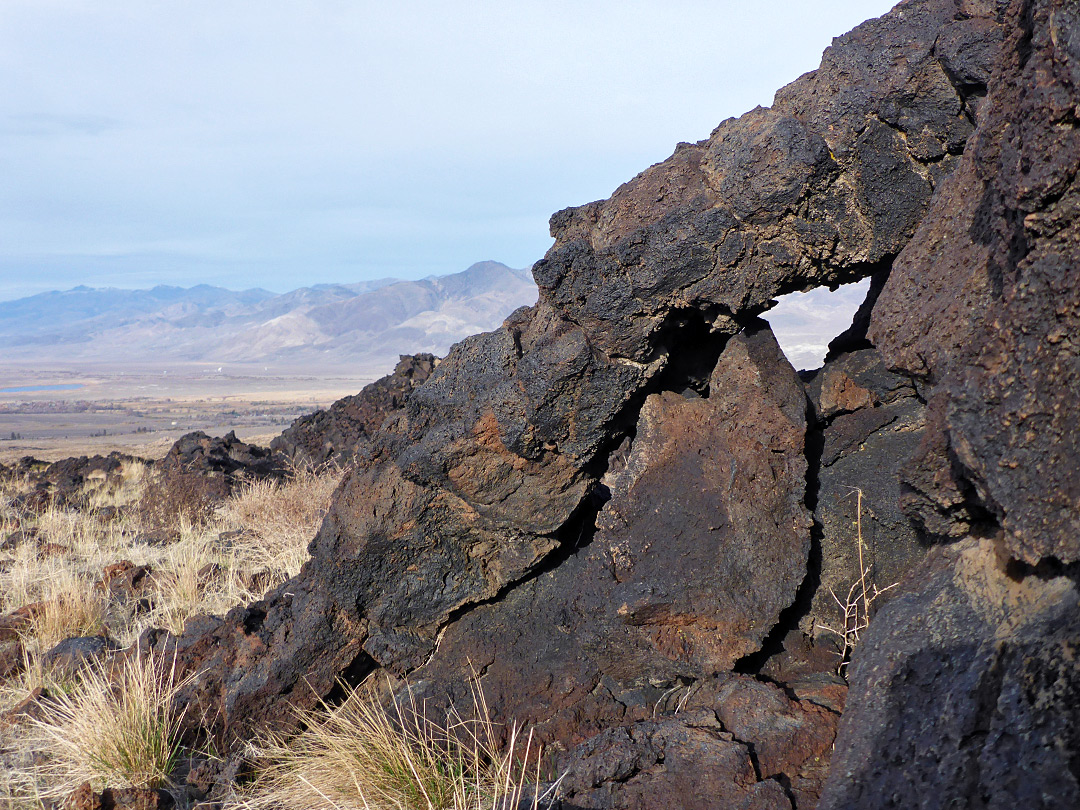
[0,113,123,137]
[0,1,898,300]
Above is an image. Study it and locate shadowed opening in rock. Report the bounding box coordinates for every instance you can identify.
[763,278,872,371]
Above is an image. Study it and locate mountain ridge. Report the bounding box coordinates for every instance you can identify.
[0,261,864,372]
[0,261,539,368]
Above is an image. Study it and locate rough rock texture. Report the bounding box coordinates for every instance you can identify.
[803,347,927,637]
[42,635,120,680]
[532,0,990,364]
[402,326,817,767]
[158,430,283,481]
[0,452,138,509]
[0,686,53,729]
[271,353,438,466]
[818,538,1080,808]
[140,1,1080,807]
[869,0,1080,563]
[61,782,100,810]
[165,0,1005,740]
[591,323,810,672]
[557,713,794,810]
[815,2,1080,805]
[0,603,40,641]
[137,430,285,525]
[0,639,22,681]
[61,783,175,810]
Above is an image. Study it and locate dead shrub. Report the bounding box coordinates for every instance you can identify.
[136,469,231,530]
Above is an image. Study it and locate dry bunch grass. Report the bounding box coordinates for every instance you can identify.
[237,677,559,810]
[216,463,342,581]
[29,566,109,650]
[19,649,191,800]
[0,463,342,644]
[85,459,149,511]
[0,463,344,804]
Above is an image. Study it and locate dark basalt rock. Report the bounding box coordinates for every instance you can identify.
[703,676,841,808]
[0,686,52,728]
[556,713,794,810]
[818,537,1080,808]
[159,430,283,481]
[0,639,23,681]
[403,325,835,802]
[306,300,652,671]
[592,323,810,673]
[137,430,285,525]
[0,451,139,509]
[155,3,1080,808]
[869,0,1080,564]
[167,0,1004,741]
[817,2,1080,803]
[533,0,988,365]
[42,635,120,680]
[61,783,175,810]
[270,352,438,467]
[803,347,928,637]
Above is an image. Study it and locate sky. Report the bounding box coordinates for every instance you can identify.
[0,0,897,302]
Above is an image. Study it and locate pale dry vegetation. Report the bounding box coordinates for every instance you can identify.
[21,650,191,801]
[0,460,344,805]
[237,677,558,810]
[815,488,898,675]
[0,457,555,808]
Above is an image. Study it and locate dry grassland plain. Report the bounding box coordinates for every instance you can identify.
[0,361,380,464]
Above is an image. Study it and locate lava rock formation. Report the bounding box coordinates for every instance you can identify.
[145,0,1080,806]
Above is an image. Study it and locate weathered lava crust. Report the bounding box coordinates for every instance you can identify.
[141,0,1080,806]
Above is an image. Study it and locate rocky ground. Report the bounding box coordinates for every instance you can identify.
[3,0,1079,807]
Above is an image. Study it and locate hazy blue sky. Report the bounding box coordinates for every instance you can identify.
[0,0,896,301]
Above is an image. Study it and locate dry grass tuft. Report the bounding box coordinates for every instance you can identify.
[30,567,109,650]
[217,464,342,582]
[85,458,149,510]
[237,677,558,810]
[21,649,191,800]
[0,461,345,804]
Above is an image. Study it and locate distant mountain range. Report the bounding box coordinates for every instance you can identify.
[0,261,867,375]
[0,262,539,371]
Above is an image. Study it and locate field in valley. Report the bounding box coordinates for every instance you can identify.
[0,361,380,463]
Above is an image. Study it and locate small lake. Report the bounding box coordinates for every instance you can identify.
[0,383,85,393]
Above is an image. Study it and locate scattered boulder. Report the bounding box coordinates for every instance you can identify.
[0,639,23,681]
[99,787,175,810]
[160,430,283,481]
[4,452,144,509]
[137,431,284,526]
[556,713,793,810]
[134,529,179,548]
[61,784,175,810]
[61,781,101,810]
[42,635,120,679]
[0,603,41,641]
[99,560,154,600]
[1,527,36,551]
[0,686,53,728]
